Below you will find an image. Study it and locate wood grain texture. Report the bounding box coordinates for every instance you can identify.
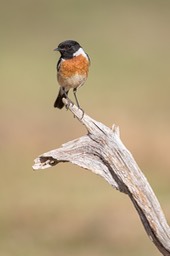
[33,99,170,255]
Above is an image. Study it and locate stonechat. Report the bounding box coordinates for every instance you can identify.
[53,40,90,109]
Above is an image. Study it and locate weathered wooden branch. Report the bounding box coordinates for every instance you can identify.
[33,99,170,255]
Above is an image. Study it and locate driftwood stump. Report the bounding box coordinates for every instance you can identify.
[33,99,170,255]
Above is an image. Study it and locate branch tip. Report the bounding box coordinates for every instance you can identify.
[112,124,120,136]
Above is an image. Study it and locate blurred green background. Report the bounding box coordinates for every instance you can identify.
[1,0,170,255]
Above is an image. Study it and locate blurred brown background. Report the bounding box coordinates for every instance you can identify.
[1,0,170,255]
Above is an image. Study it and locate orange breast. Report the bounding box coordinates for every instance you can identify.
[59,55,89,78]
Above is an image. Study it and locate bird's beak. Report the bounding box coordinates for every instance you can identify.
[54,47,59,51]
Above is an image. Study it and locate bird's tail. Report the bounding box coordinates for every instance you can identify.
[54,88,68,109]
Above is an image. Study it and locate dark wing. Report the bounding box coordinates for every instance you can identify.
[86,53,91,65]
[56,57,62,71]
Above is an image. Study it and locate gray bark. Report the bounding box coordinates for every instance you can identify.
[33,99,170,255]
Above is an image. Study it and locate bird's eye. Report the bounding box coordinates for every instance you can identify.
[65,45,71,50]
[58,44,71,51]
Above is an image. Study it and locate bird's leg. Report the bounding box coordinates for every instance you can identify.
[60,87,68,98]
[60,87,73,110]
[73,88,80,108]
[73,88,84,119]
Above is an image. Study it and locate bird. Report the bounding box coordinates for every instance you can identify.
[53,40,90,109]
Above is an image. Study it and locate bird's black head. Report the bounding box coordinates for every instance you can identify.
[54,40,81,59]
